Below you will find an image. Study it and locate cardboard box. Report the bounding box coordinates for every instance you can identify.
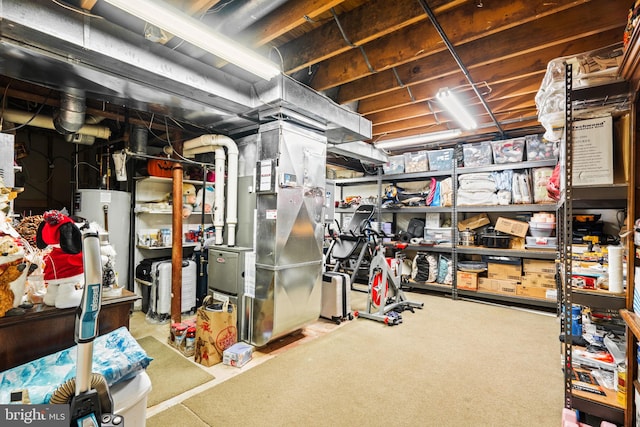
[492,278,518,295]
[516,284,556,299]
[457,271,478,291]
[458,213,490,231]
[478,277,495,292]
[488,263,522,281]
[523,259,556,274]
[494,217,529,238]
[521,272,556,288]
[223,342,254,368]
[478,278,518,295]
[572,116,613,187]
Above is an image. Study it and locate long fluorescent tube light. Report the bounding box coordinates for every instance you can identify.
[374,129,462,150]
[436,89,477,130]
[102,0,281,81]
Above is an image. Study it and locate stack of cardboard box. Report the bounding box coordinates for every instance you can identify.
[516,259,557,300]
[478,257,521,295]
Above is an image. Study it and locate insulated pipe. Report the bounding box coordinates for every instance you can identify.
[2,109,112,139]
[183,135,239,246]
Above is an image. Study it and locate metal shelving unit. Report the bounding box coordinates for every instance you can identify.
[558,62,633,425]
[333,155,561,309]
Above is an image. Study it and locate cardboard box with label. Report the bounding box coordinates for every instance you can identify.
[521,272,556,288]
[523,259,556,275]
[458,213,490,231]
[492,278,518,295]
[488,263,522,281]
[478,277,518,295]
[457,271,479,291]
[494,217,529,237]
[516,285,557,300]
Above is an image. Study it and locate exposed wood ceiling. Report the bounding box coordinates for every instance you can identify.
[1,0,633,156]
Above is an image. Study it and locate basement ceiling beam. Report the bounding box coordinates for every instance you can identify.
[308,0,598,91]
[367,82,539,135]
[374,115,542,144]
[371,101,539,137]
[79,0,98,9]
[357,21,624,116]
[366,76,543,123]
[244,0,347,47]
[339,26,624,104]
[273,0,460,74]
[359,69,544,117]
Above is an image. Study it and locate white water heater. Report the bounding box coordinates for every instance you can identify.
[75,189,131,290]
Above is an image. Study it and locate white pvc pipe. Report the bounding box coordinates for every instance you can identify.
[1,109,112,139]
[183,135,239,246]
[213,147,225,245]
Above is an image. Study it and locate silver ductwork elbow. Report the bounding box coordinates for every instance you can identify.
[53,92,86,134]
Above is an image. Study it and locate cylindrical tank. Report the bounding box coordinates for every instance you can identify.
[75,189,131,290]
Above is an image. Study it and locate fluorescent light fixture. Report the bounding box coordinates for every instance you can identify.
[436,89,477,130]
[103,0,281,81]
[374,129,462,150]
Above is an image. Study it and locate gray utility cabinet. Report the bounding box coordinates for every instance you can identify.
[207,245,253,342]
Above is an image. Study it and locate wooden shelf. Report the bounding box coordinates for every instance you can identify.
[572,393,624,425]
[570,369,624,425]
[620,309,640,340]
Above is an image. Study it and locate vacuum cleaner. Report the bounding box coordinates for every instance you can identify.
[49,230,122,426]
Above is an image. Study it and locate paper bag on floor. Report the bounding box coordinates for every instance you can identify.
[194,298,237,367]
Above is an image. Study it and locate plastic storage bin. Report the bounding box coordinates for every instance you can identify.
[525,236,557,248]
[403,150,429,173]
[525,134,558,161]
[491,138,525,164]
[529,221,555,237]
[424,227,453,243]
[462,142,492,167]
[382,155,405,174]
[427,148,454,171]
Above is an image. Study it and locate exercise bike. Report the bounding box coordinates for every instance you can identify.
[355,227,424,326]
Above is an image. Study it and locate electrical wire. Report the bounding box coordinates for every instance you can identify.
[0,90,55,133]
[270,46,285,74]
[204,0,236,15]
[50,0,104,19]
[0,80,12,131]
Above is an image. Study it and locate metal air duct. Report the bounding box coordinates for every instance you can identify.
[53,92,86,135]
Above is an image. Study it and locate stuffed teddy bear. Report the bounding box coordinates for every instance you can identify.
[0,235,31,317]
[0,260,29,317]
[36,210,84,309]
[182,183,197,218]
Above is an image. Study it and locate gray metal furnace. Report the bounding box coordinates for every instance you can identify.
[249,120,326,346]
[206,120,327,347]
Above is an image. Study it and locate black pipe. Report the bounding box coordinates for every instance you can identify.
[417,0,505,137]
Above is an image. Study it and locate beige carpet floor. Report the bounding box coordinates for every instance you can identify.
[137,336,214,407]
[146,291,564,427]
